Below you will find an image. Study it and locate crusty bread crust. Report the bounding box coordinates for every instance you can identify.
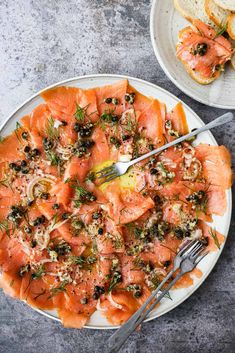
[213,0,235,12]
[174,0,218,29]
[231,54,235,70]
[205,0,230,26]
[227,14,235,40]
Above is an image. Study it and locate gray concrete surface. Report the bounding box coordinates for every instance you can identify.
[0,1,234,353]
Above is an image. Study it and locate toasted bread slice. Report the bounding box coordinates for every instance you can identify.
[176,21,232,85]
[231,53,235,70]
[227,14,235,40]
[174,0,219,29]
[213,0,235,11]
[205,0,231,27]
[179,60,221,84]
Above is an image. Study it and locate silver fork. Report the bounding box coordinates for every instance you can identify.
[103,240,208,353]
[95,112,233,183]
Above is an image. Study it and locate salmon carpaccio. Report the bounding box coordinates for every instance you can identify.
[0,80,232,328]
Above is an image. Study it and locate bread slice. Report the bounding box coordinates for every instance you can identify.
[231,53,235,70]
[205,0,231,27]
[184,65,220,84]
[227,14,235,40]
[174,0,218,29]
[213,0,235,11]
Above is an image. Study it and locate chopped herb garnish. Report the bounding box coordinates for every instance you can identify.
[49,281,68,298]
[74,104,89,122]
[108,271,122,292]
[0,220,11,237]
[45,117,59,140]
[54,241,71,256]
[31,265,45,280]
[214,23,227,38]
[209,228,220,249]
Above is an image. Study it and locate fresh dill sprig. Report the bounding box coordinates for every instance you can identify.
[0,220,10,237]
[209,228,220,249]
[0,177,11,189]
[108,271,122,292]
[31,264,45,280]
[14,122,23,144]
[74,104,89,122]
[67,176,96,207]
[48,280,68,298]
[214,23,227,38]
[46,117,59,140]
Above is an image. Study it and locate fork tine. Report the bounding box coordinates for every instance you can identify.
[181,240,200,258]
[194,251,209,265]
[189,242,204,258]
[177,239,196,256]
[101,173,119,184]
[96,169,116,180]
[95,165,114,175]
[190,245,205,260]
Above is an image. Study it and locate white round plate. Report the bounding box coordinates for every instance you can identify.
[150,0,235,109]
[0,74,232,329]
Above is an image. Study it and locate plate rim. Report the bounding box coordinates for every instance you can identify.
[150,0,235,110]
[0,73,232,329]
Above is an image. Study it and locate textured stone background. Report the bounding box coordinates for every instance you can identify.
[0,1,234,353]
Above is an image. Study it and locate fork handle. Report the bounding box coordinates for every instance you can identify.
[105,271,182,353]
[128,112,233,167]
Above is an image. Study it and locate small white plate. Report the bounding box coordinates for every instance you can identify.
[150,0,235,109]
[0,74,232,329]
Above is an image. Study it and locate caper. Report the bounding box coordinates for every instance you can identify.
[24,146,31,153]
[111,115,119,123]
[104,97,112,104]
[24,226,32,234]
[112,98,119,105]
[43,137,53,151]
[21,160,27,167]
[30,239,37,248]
[153,194,162,204]
[80,297,88,304]
[61,120,67,126]
[27,200,34,207]
[74,122,81,132]
[89,194,97,202]
[83,139,95,148]
[163,260,171,268]
[150,168,158,175]
[196,43,208,56]
[52,203,60,210]
[134,290,142,298]
[62,213,70,220]
[110,136,121,148]
[40,192,49,200]
[122,134,131,141]
[92,212,102,220]
[174,227,184,239]
[31,148,40,157]
[21,132,28,139]
[98,228,104,235]
[9,162,17,170]
[125,94,131,102]
[15,165,21,172]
